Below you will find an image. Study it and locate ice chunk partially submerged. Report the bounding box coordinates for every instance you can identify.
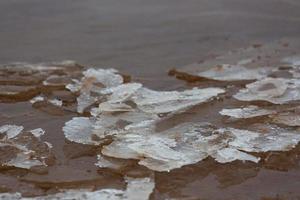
[196,65,271,81]
[0,125,53,169]
[220,105,275,119]
[0,176,154,200]
[234,78,300,104]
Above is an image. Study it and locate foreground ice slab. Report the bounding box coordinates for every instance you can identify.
[102,121,300,171]
[234,78,300,104]
[0,125,53,169]
[0,177,154,200]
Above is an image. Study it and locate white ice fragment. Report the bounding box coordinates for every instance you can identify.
[132,87,225,114]
[30,128,45,138]
[219,105,275,119]
[282,55,300,66]
[222,126,300,153]
[66,68,124,113]
[0,177,154,200]
[95,155,125,170]
[76,92,97,113]
[212,148,260,163]
[123,177,155,200]
[49,99,63,107]
[197,64,271,81]
[30,96,45,104]
[100,83,143,103]
[83,68,123,88]
[63,117,100,145]
[102,123,215,172]
[66,79,82,93]
[0,125,24,139]
[234,78,300,104]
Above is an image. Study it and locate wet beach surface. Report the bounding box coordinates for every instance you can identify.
[1,1,300,200]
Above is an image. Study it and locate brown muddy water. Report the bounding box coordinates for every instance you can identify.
[1,0,300,200]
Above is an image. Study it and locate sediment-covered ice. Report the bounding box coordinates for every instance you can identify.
[0,176,154,200]
[0,125,53,169]
[234,78,300,104]
[219,105,275,119]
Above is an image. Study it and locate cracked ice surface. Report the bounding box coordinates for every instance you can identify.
[0,177,154,200]
[0,125,53,169]
[234,78,300,104]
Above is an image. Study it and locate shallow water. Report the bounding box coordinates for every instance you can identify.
[1,1,300,199]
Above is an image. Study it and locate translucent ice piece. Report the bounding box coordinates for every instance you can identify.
[196,65,271,81]
[29,128,45,138]
[102,123,218,172]
[234,78,300,104]
[83,68,123,88]
[30,96,45,104]
[132,87,225,114]
[282,55,300,66]
[221,126,300,152]
[212,148,260,163]
[0,125,24,139]
[219,105,275,119]
[63,117,99,145]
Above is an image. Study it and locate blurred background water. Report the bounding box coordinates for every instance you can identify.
[0,0,300,78]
